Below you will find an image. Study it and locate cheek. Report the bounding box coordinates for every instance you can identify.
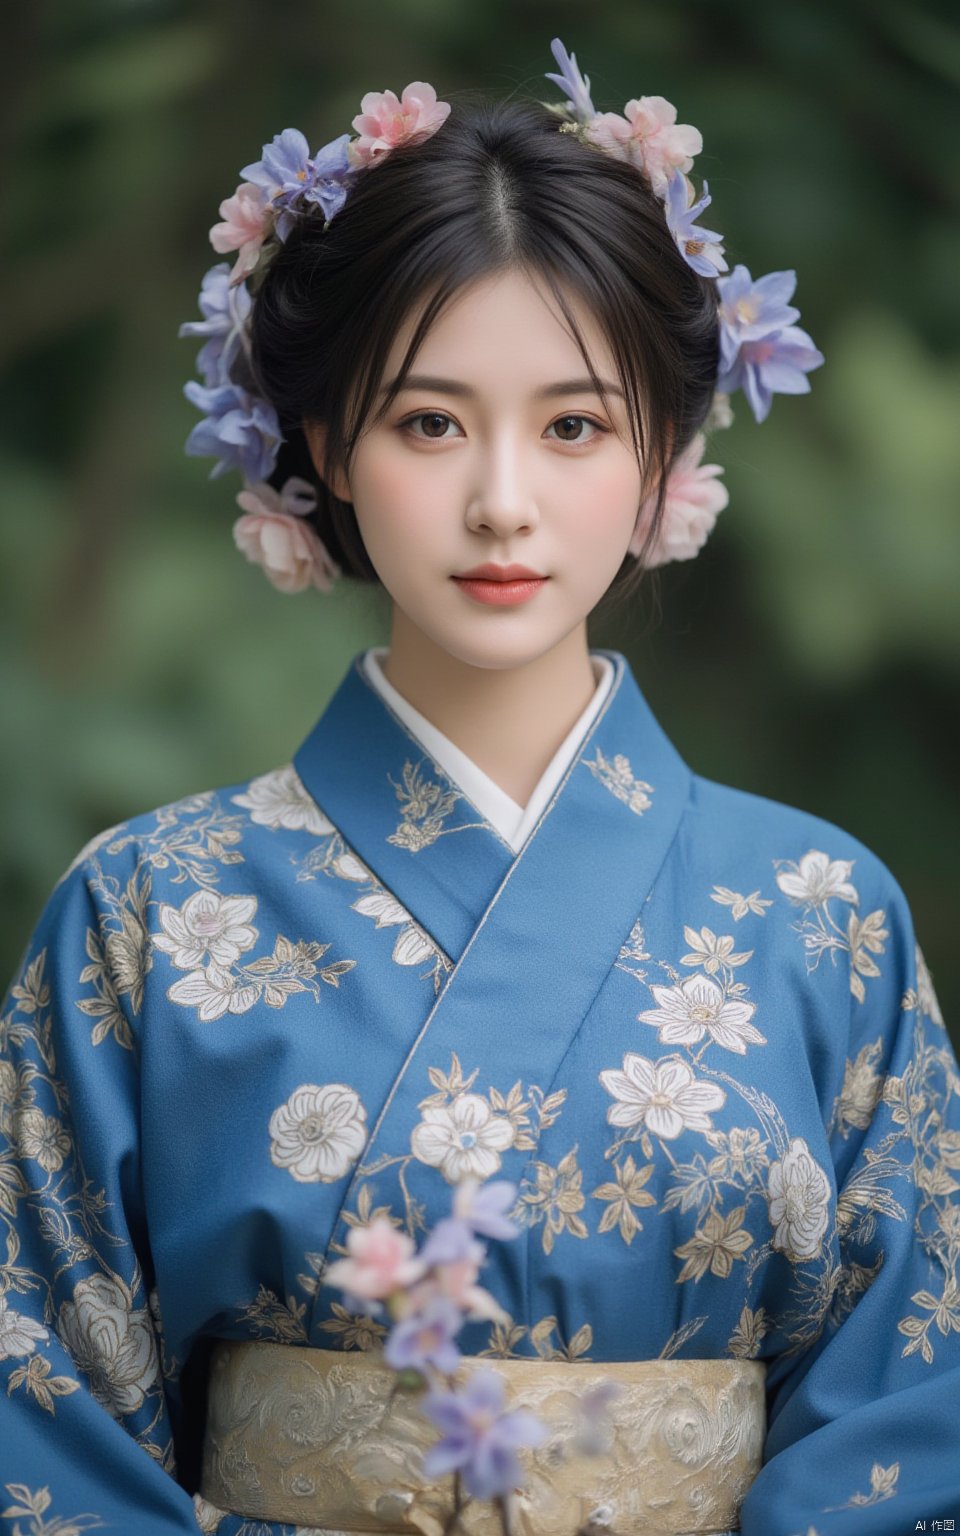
[558,458,642,552]
[352,444,448,554]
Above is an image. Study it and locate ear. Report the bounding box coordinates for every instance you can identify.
[302,420,352,504]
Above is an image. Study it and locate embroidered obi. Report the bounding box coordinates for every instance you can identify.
[200,1340,766,1535]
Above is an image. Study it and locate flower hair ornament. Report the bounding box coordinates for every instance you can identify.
[179,40,824,592]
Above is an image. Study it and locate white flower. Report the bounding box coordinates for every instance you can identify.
[599,1053,726,1139]
[12,1106,72,1172]
[775,850,859,909]
[269,1083,368,1183]
[916,944,944,1026]
[411,1094,515,1182]
[392,927,435,966]
[153,890,258,970]
[193,1494,229,1533]
[767,1137,832,1260]
[352,892,411,928]
[638,975,767,1054]
[0,1295,49,1358]
[680,927,753,973]
[167,961,260,1021]
[231,764,334,836]
[58,1272,160,1418]
[351,892,435,967]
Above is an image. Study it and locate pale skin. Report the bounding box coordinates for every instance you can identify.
[305,268,657,807]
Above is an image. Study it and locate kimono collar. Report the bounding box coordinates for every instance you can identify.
[360,647,616,852]
[292,648,692,963]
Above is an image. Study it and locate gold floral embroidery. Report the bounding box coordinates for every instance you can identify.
[103,791,246,890]
[727,1303,771,1358]
[235,1284,309,1344]
[235,766,452,993]
[614,917,650,983]
[673,1205,754,1282]
[154,889,356,1021]
[582,747,654,815]
[318,1300,390,1352]
[386,760,488,851]
[824,1459,899,1510]
[825,946,959,1365]
[510,1146,589,1255]
[636,928,767,1058]
[591,1153,657,1244]
[477,1308,593,1362]
[2,1483,103,1534]
[774,849,889,1004]
[1,939,171,1441]
[598,904,836,1353]
[830,1037,885,1137]
[710,886,773,920]
[329,1054,564,1249]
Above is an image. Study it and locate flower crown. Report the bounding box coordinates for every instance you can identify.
[179,38,824,593]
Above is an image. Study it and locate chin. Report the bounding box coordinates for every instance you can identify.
[431,624,569,673]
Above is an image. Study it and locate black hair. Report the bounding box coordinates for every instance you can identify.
[248,92,720,604]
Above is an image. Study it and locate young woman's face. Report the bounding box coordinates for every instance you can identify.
[312,268,646,672]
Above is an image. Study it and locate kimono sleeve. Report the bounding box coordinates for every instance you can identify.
[0,852,201,1531]
[738,862,960,1535]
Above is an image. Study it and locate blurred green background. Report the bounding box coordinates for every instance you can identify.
[2,0,958,1047]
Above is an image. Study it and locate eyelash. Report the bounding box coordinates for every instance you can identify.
[397,411,609,448]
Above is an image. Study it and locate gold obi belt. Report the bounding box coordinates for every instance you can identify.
[200,1339,766,1535]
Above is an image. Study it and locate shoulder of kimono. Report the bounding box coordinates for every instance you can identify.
[684,770,907,908]
[50,766,279,889]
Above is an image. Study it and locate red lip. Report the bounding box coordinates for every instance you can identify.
[453,563,546,581]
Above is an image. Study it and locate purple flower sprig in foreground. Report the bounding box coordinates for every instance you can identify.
[421,1364,548,1501]
[322,1175,621,1528]
[323,1176,543,1518]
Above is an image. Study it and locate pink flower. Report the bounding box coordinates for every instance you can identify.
[629,432,728,566]
[322,1216,427,1301]
[210,182,272,285]
[232,476,341,594]
[404,1259,509,1327]
[585,96,702,198]
[349,81,451,168]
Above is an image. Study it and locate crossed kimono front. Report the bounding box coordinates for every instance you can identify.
[1,650,958,1534]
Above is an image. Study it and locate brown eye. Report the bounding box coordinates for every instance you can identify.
[402,412,456,440]
[548,415,603,444]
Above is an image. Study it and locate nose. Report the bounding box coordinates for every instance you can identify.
[464,434,540,539]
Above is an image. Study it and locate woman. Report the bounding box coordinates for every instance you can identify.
[1,39,956,1536]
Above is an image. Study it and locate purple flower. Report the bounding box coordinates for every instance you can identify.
[178,263,252,387]
[715,265,801,373]
[663,170,728,278]
[545,38,595,122]
[715,265,824,423]
[716,325,824,423]
[453,1178,520,1241]
[419,1216,485,1270]
[299,133,355,224]
[240,127,352,241]
[385,1295,463,1375]
[240,127,315,197]
[421,1366,548,1500]
[183,380,282,481]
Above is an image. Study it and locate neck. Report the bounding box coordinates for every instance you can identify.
[380,613,599,808]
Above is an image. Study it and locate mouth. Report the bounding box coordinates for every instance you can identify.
[453,564,547,581]
[450,569,549,608]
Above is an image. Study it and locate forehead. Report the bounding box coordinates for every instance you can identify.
[384,267,616,384]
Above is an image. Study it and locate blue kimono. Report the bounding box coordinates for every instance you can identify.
[2,648,958,1535]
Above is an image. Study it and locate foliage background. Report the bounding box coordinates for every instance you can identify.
[2,0,958,1047]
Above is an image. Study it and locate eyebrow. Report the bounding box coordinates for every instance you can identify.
[381,374,625,401]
